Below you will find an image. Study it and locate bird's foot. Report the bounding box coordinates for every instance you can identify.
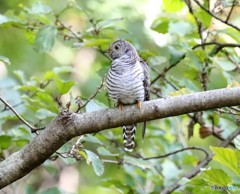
[137,101,142,109]
[117,103,124,111]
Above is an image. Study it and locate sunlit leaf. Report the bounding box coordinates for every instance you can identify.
[194,9,212,27]
[85,149,104,176]
[210,146,240,175]
[151,17,170,34]
[55,78,74,95]
[162,0,185,12]
[44,71,56,80]
[16,85,39,92]
[201,169,231,185]
[15,139,29,146]
[34,25,57,52]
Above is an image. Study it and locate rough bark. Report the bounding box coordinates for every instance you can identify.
[1,87,240,188]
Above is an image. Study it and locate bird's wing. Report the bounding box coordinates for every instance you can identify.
[140,59,150,101]
[140,59,150,140]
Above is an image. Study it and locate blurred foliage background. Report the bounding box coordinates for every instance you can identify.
[0,0,240,193]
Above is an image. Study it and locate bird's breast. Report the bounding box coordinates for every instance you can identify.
[106,61,145,104]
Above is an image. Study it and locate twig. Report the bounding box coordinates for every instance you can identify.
[220,127,240,147]
[217,107,240,115]
[150,54,185,85]
[192,0,240,32]
[192,42,240,50]
[185,0,210,90]
[55,18,83,41]
[160,127,240,194]
[75,76,106,113]
[0,96,45,132]
[142,146,208,160]
[229,106,240,112]
[150,66,179,90]
[226,0,237,23]
[185,0,205,48]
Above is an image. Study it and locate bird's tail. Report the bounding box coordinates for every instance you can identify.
[122,124,136,152]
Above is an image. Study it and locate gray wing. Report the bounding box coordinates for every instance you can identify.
[140,59,150,139]
[140,59,150,102]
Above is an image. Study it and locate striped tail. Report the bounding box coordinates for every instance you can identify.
[122,124,136,152]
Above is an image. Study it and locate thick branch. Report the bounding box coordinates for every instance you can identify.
[1,87,240,188]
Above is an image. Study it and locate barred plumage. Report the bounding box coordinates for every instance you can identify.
[106,40,150,152]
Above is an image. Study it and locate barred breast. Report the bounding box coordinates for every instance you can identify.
[106,60,145,105]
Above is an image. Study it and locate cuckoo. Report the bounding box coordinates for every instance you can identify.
[106,40,150,152]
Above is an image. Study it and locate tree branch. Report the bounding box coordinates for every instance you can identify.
[1,87,240,188]
[0,96,45,132]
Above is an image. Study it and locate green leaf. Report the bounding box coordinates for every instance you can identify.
[34,25,57,52]
[36,108,57,120]
[25,2,52,15]
[73,38,111,48]
[44,164,58,176]
[162,0,185,12]
[151,17,170,34]
[0,56,10,65]
[201,169,231,185]
[16,85,39,92]
[234,135,240,150]
[14,70,26,84]
[55,78,74,95]
[14,139,29,146]
[168,46,185,64]
[169,21,194,36]
[194,9,212,27]
[84,149,104,176]
[97,146,119,156]
[44,71,56,80]
[84,134,103,145]
[0,135,12,149]
[214,57,236,71]
[210,146,240,175]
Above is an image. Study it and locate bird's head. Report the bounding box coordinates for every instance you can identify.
[108,39,139,60]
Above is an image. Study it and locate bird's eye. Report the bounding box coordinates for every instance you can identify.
[114,45,119,50]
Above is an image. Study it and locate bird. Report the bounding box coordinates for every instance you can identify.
[106,39,150,152]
